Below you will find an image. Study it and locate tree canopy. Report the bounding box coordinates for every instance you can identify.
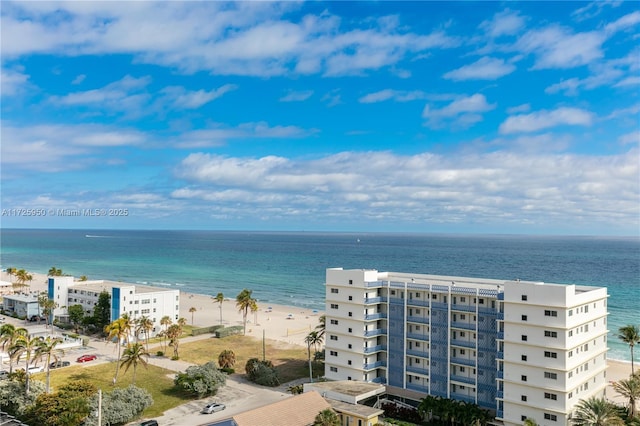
[174,361,226,397]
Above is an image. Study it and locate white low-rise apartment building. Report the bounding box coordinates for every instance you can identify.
[48,276,180,337]
[324,268,609,426]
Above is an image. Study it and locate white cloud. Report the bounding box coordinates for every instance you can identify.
[423,94,496,129]
[359,89,427,103]
[169,149,639,231]
[1,67,30,96]
[160,84,238,109]
[279,90,314,102]
[499,107,594,134]
[71,74,86,85]
[619,131,640,145]
[175,122,318,149]
[516,25,605,69]
[506,103,530,114]
[443,57,516,81]
[604,11,640,35]
[572,1,622,22]
[2,2,459,78]
[479,9,526,38]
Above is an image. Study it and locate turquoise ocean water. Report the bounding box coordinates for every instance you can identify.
[0,229,638,361]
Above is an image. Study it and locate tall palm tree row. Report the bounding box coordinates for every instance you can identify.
[236,289,256,335]
[160,315,172,354]
[618,324,640,375]
[135,316,154,350]
[9,332,42,395]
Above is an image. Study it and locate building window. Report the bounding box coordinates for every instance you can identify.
[330,351,338,356]
[330,319,339,325]
[521,315,527,321]
[544,372,558,380]
[330,335,338,341]
[545,330,558,338]
[331,288,339,294]
[348,360,352,365]
[545,393,558,400]
[521,416,527,422]
[348,296,353,301]
[521,355,527,361]
[432,294,437,299]
[521,395,527,402]
[348,312,353,317]
[521,375,527,382]
[478,298,484,304]
[522,335,528,341]
[460,297,466,303]
[348,328,353,333]
[521,295,528,301]
[569,309,573,316]
[348,344,352,349]
[544,413,557,421]
[331,304,339,309]
[330,367,338,372]
[544,351,558,358]
[545,310,558,317]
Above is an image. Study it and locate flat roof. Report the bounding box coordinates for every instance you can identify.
[68,280,178,294]
[327,399,384,418]
[2,293,39,303]
[305,380,385,398]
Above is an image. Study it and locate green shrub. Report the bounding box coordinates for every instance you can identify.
[245,358,279,387]
[156,351,164,356]
[220,367,235,374]
[174,361,227,398]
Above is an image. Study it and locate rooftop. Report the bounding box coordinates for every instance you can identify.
[232,391,330,426]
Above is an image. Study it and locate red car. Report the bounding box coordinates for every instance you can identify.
[76,354,97,363]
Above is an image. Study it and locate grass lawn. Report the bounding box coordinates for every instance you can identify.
[175,335,323,384]
[37,362,191,418]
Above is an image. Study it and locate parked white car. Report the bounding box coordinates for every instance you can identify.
[27,365,44,374]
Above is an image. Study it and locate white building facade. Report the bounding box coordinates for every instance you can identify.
[324,268,609,426]
[49,276,180,337]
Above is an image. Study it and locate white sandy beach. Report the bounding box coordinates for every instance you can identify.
[1,270,635,401]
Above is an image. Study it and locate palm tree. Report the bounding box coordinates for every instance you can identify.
[613,376,640,419]
[304,331,318,382]
[214,293,224,325]
[236,289,255,335]
[0,324,27,374]
[137,316,154,350]
[218,349,236,369]
[313,408,340,426]
[571,397,625,426]
[160,315,172,353]
[13,269,32,292]
[250,299,259,325]
[619,325,640,375]
[189,307,197,325]
[315,315,326,340]
[9,332,41,395]
[104,315,132,384]
[35,336,64,393]
[48,267,63,276]
[120,342,149,385]
[167,324,182,359]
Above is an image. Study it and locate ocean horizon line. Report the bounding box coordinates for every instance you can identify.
[2,227,639,240]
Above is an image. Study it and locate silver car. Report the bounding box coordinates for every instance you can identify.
[201,403,226,414]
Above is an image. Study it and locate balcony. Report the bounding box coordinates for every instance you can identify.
[363,360,387,370]
[363,344,387,354]
[407,316,429,325]
[407,298,430,307]
[450,339,476,349]
[496,390,504,399]
[366,281,383,288]
[406,333,429,341]
[451,321,475,331]
[496,410,504,419]
[496,351,504,359]
[450,374,475,385]
[450,393,476,404]
[431,302,448,309]
[372,376,387,384]
[364,312,387,321]
[450,357,476,367]
[364,296,386,304]
[451,304,476,313]
[406,383,429,393]
[406,349,429,358]
[496,371,504,379]
[364,328,386,337]
[497,312,504,320]
[406,366,429,375]
[497,331,504,340]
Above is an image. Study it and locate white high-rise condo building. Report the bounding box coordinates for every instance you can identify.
[324,268,609,426]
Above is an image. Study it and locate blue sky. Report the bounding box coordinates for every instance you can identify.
[1,1,639,235]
